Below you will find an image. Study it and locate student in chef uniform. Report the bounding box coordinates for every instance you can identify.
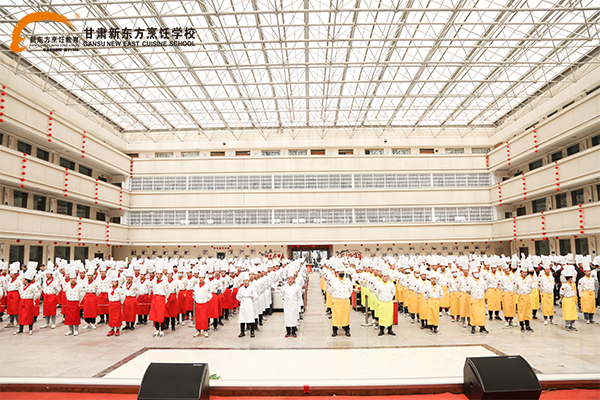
[107,271,124,337]
[4,262,22,328]
[237,274,258,337]
[95,264,110,324]
[149,262,168,337]
[281,272,302,338]
[540,258,558,325]
[193,270,212,338]
[560,265,579,331]
[578,260,597,324]
[449,266,461,322]
[136,264,150,325]
[14,268,41,335]
[372,265,396,336]
[40,264,60,329]
[177,264,190,326]
[82,265,99,330]
[468,264,489,334]
[437,259,450,315]
[416,266,429,330]
[500,260,517,327]
[0,262,7,321]
[457,260,472,328]
[330,260,353,337]
[164,264,179,331]
[424,272,444,335]
[485,259,502,321]
[530,260,541,320]
[515,260,534,332]
[63,267,84,336]
[122,268,138,330]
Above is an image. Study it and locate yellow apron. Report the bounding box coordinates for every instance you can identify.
[487,288,501,311]
[320,276,325,291]
[502,291,516,318]
[331,298,351,327]
[378,300,394,327]
[562,296,578,321]
[530,288,540,310]
[427,298,440,326]
[581,290,596,314]
[326,291,332,309]
[450,292,460,316]
[360,286,367,308]
[408,290,418,314]
[470,298,486,327]
[460,292,470,318]
[402,287,409,306]
[373,295,380,318]
[517,294,532,322]
[396,284,404,303]
[440,286,450,308]
[541,292,554,317]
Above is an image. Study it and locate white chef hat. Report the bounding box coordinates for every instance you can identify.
[9,262,20,274]
[23,268,36,281]
[563,265,575,277]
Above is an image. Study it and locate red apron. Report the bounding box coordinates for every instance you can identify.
[208,294,219,319]
[33,297,40,317]
[97,292,109,315]
[83,292,98,318]
[178,290,187,314]
[123,297,136,322]
[64,300,81,326]
[108,301,122,328]
[43,293,58,316]
[186,288,194,312]
[223,288,233,309]
[18,298,35,326]
[217,293,224,317]
[136,294,150,315]
[7,290,20,315]
[233,287,240,308]
[149,294,166,323]
[0,292,6,313]
[166,293,178,318]
[195,302,210,331]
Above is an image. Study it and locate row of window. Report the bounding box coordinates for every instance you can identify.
[145,147,490,158]
[510,185,599,218]
[8,245,90,265]
[11,190,119,223]
[129,173,492,192]
[526,134,599,174]
[126,207,494,226]
[1,135,117,185]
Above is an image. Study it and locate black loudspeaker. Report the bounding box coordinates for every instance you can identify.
[138,362,209,400]
[464,356,541,400]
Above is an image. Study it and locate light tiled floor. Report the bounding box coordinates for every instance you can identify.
[1,273,598,381]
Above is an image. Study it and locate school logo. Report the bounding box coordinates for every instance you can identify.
[10,11,74,53]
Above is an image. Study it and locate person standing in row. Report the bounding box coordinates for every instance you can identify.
[4,263,21,328]
[515,261,534,333]
[14,268,40,335]
[122,269,138,330]
[63,268,84,336]
[193,274,212,338]
[40,264,60,329]
[107,271,124,337]
[425,273,444,335]
[560,265,578,331]
[149,264,168,337]
[468,264,489,334]
[82,266,99,330]
[330,263,353,337]
[578,261,597,324]
[281,273,302,338]
[373,266,396,336]
[237,276,257,338]
[540,260,558,325]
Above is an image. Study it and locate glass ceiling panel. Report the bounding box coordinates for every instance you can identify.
[0,0,598,140]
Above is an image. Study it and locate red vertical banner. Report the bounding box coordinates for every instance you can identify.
[522,174,527,200]
[81,131,86,158]
[63,168,69,197]
[20,153,26,188]
[541,212,546,240]
[0,85,6,122]
[129,157,134,179]
[578,205,584,235]
[48,112,53,142]
[94,179,99,204]
[77,217,82,245]
[497,182,502,206]
[106,221,110,247]
[512,216,517,242]
[119,188,123,210]
[485,153,489,168]
[554,161,560,191]
[533,127,538,153]
[506,141,511,166]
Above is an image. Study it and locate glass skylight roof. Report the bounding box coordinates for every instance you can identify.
[0,0,598,141]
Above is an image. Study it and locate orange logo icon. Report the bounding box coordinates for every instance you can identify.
[11,11,75,53]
